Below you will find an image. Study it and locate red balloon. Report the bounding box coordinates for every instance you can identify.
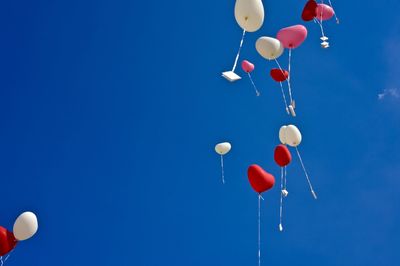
[274,144,292,167]
[302,0,318,21]
[0,226,17,256]
[270,69,289,82]
[248,165,275,194]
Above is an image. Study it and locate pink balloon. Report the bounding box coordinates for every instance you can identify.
[316,4,334,21]
[241,60,255,73]
[276,25,308,49]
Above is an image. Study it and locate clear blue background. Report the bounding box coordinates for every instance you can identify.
[0,0,399,265]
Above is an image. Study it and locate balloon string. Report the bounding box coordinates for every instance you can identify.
[274,58,284,71]
[284,165,287,190]
[279,82,289,114]
[315,2,327,39]
[258,194,262,266]
[274,59,290,113]
[232,29,246,72]
[279,167,284,232]
[220,155,225,184]
[287,49,293,104]
[328,0,340,24]
[247,73,260,96]
[0,254,10,266]
[314,18,326,39]
[295,147,317,199]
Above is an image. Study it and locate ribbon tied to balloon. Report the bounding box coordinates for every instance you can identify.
[279,125,318,200]
[215,142,232,184]
[247,164,275,266]
[241,60,261,96]
[276,25,308,116]
[255,28,307,117]
[274,144,292,231]
[222,0,264,82]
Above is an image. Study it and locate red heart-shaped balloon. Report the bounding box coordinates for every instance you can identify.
[248,165,275,194]
[302,0,318,21]
[0,226,17,256]
[274,144,292,167]
[270,68,289,82]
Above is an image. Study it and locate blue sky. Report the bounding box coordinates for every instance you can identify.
[0,0,399,265]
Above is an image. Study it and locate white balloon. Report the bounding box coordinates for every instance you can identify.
[215,142,232,155]
[286,125,302,147]
[279,126,287,144]
[234,0,264,32]
[256,37,284,60]
[13,212,38,241]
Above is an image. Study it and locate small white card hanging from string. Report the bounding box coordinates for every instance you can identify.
[222,29,246,82]
[215,142,232,184]
[274,144,292,231]
[314,1,338,48]
[222,0,266,82]
[279,167,288,232]
[241,60,260,96]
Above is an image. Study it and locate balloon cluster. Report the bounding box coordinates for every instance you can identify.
[222,0,339,116]
[217,0,340,265]
[302,0,339,48]
[256,25,307,116]
[0,212,38,263]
